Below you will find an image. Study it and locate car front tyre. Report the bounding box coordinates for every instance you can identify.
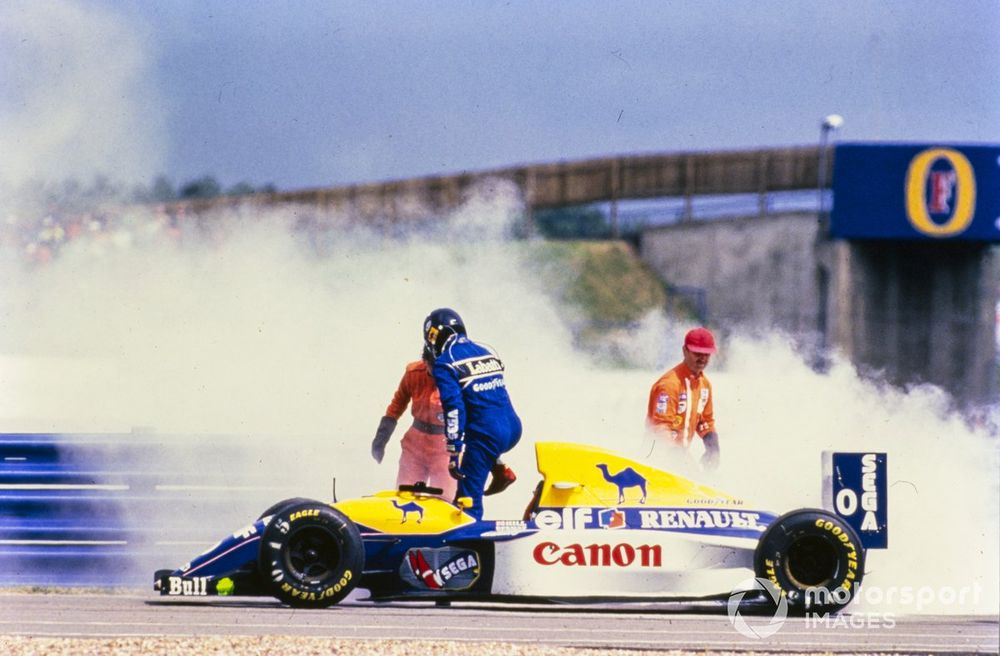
[257,501,364,608]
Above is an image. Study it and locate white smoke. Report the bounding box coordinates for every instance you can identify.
[0,1,166,191]
[1,194,996,613]
[713,335,999,615]
[0,0,994,613]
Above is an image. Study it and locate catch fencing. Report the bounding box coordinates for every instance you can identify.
[0,432,301,587]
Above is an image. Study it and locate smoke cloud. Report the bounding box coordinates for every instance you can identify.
[0,1,166,191]
[0,193,996,612]
[0,0,994,614]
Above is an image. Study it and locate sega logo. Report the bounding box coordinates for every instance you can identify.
[829,451,888,549]
[835,453,881,531]
[401,548,481,591]
[905,147,976,238]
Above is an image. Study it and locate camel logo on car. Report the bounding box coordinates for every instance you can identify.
[391,500,424,524]
[596,463,647,504]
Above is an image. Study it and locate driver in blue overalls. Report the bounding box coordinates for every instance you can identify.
[422,308,520,519]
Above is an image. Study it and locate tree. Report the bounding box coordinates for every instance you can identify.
[534,204,610,239]
[226,181,257,196]
[179,175,222,199]
[150,175,176,202]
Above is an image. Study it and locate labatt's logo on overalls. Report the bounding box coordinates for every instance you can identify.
[905,147,977,238]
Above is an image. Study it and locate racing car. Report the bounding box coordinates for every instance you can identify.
[154,442,875,614]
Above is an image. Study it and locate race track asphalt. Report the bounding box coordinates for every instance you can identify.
[2,591,997,654]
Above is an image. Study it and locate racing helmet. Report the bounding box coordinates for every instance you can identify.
[423,308,466,358]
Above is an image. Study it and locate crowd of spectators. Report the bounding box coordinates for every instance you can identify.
[0,175,286,267]
[1,203,192,266]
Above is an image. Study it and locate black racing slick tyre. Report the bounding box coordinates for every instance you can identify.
[257,497,313,521]
[257,501,364,608]
[753,508,865,615]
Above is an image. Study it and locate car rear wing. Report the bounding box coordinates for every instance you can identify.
[822,452,888,549]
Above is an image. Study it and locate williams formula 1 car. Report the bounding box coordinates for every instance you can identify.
[155,442,884,613]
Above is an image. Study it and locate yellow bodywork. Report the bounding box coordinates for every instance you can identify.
[534,442,744,508]
[333,490,475,534]
[332,441,746,533]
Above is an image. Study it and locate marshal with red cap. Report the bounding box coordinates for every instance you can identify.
[683,327,717,354]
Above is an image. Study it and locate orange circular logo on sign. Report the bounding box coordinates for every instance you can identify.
[905,148,976,237]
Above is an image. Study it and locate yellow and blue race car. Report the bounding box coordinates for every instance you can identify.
[155,442,878,614]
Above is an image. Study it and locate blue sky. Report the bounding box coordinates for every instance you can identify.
[2,0,998,191]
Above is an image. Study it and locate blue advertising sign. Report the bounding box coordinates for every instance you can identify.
[823,452,888,549]
[831,143,1000,241]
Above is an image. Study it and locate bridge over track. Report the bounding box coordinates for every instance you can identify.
[176,146,824,233]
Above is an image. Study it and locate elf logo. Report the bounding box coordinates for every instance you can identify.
[905,147,976,237]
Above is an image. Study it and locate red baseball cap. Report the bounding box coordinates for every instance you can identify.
[684,327,717,354]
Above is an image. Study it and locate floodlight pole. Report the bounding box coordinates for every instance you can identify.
[814,114,843,374]
[817,114,843,221]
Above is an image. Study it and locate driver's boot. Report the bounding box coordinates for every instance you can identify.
[484,462,517,496]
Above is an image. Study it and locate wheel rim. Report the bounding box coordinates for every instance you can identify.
[284,526,341,584]
[784,534,839,588]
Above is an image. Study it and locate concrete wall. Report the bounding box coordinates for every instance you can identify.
[639,213,825,337]
[640,214,998,407]
[828,241,997,406]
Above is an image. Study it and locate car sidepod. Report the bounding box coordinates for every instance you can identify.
[487,443,778,600]
[490,514,770,599]
[334,490,498,600]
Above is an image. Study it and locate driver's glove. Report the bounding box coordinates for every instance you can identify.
[448,454,466,480]
[371,416,397,464]
[446,433,465,480]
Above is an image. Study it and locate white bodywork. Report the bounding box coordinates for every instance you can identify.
[491,528,757,598]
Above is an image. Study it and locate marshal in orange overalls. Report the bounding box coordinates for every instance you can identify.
[646,361,715,447]
[382,360,456,500]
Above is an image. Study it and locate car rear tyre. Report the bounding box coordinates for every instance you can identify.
[257,501,364,608]
[754,508,865,615]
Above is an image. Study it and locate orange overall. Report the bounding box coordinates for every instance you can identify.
[646,362,715,447]
[385,360,456,500]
